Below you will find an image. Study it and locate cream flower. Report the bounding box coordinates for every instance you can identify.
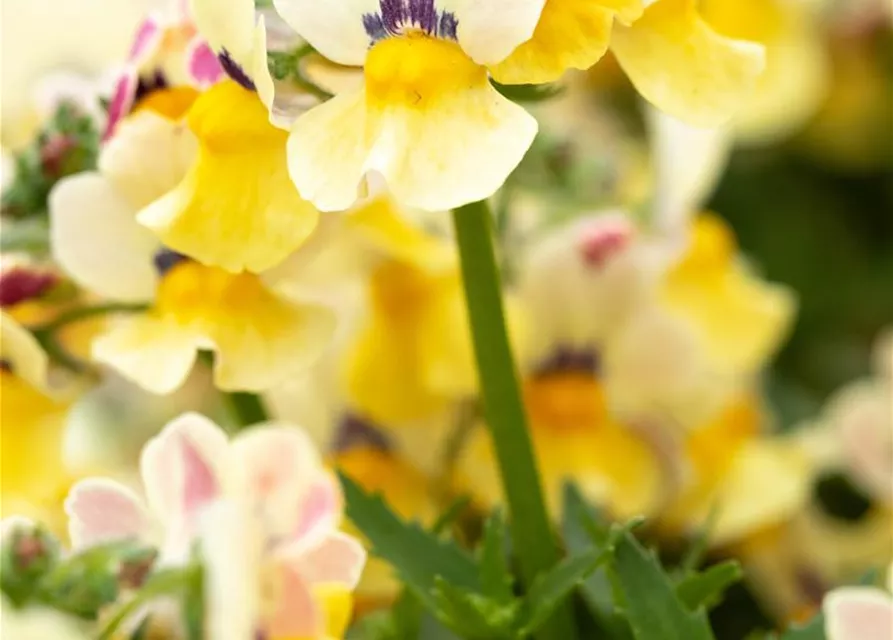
[50,92,334,394]
[263,0,543,212]
[0,600,89,640]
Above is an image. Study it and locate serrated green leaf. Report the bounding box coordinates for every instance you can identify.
[676,561,743,612]
[517,547,606,636]
[612,531,715,640]
[340,472,480,611]
[432,577,517,640]
[562,484,632,640]
[478,512,514,605]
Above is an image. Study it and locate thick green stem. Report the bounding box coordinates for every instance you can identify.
[451,200,578,640]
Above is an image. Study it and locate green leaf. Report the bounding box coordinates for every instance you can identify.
[478,512,514,605]
[562,484,632,640]
[492,80,564,103]
[779,615,825,640]
[675,561,743,612]
[432,577,517,639]
[517,548,606,636]
[612,530,715,640]
[340,472,480,611]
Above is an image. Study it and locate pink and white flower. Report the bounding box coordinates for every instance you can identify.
[824,565,893,640]
[64,412,366,637]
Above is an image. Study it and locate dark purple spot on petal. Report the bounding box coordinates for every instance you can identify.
[218,49,257,92]
[153,249,189,276]
[535,346,600,377]
[135,70,170,103]
[333,413,392,453]
[0,359,12,373]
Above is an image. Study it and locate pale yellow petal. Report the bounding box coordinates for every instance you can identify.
[138,81,319,274]
[489,0,618,85]
[92,315,201,395]
[0,311,48,391]
[610,0,766,126]
[661,216,796,374]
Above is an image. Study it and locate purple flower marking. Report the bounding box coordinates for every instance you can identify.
[362,0,458,43]
[218,49,257,92]
[333,414,392,453]
[153,249,190,276]
[535,346,601,377]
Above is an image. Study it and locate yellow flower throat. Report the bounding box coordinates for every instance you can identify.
[364,33,486,108]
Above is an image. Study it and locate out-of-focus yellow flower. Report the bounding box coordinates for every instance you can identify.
[459,372,665,520]
[699,0,830,144]
[660,214,797,376]
[50,88,334,394]
[334,446,438,612]
[609,0,766,126]
[344,253,475,428]
[138,80,321,274]
[0,312,72,532]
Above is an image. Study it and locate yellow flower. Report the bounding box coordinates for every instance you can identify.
[610,0,766,126]
[700,0,829,143]
[0,313,72,532]
[344,253,476,427]
[260,0,547,211]
[459,372,665,520]
[138,80,321,274]
[50,89,334,394]
[660,214,796,376]
[490,0,643,84]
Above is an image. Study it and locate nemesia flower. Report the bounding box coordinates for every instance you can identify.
[0,599,89,640]
[609,0,767,126]
[699,0,830,144]
[104,0,223,140]
[50,93,335,394]
[270,0,543,211]
[341,198,478,427]
[823,565,893,640]
[65,412,366,640]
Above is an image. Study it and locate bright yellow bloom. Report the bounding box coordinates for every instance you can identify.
[700,0,829,143]
[459,372,664,519]
[610,0,766,126]
[660,214,796,375]
[138,80,320,274]
[50,88,334,395]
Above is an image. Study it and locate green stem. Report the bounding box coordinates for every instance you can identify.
[222,391,270,429]
[451,200,578,640]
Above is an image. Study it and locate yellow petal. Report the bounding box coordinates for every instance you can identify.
[347,197,455,272]
[489,0,639,85]
[700,0,829,143]
[661,215,796,374]
[314,585,354,640]
[459,373,664,519]
[155,261,335,392]
[289,35,537,212]
[92,314,202,395]
[138,80,319,274]
[0,311,48,391]
[344,259,475,426]
[610,0,766,126]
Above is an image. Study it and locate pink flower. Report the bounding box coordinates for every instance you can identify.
[64,413,366,638]
[824,582,893,640]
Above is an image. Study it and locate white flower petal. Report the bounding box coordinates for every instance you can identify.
[190,0,255,65]
[283,530,367,589]
[272,0,376,66]
[451,0,547,65]
[0,311,48,391]
[49,173,158,303]
[824,587,893,640]
[65,478,152,550]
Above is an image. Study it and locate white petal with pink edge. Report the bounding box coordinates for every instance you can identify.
[824,587,893,640]
[65,478,153,550]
